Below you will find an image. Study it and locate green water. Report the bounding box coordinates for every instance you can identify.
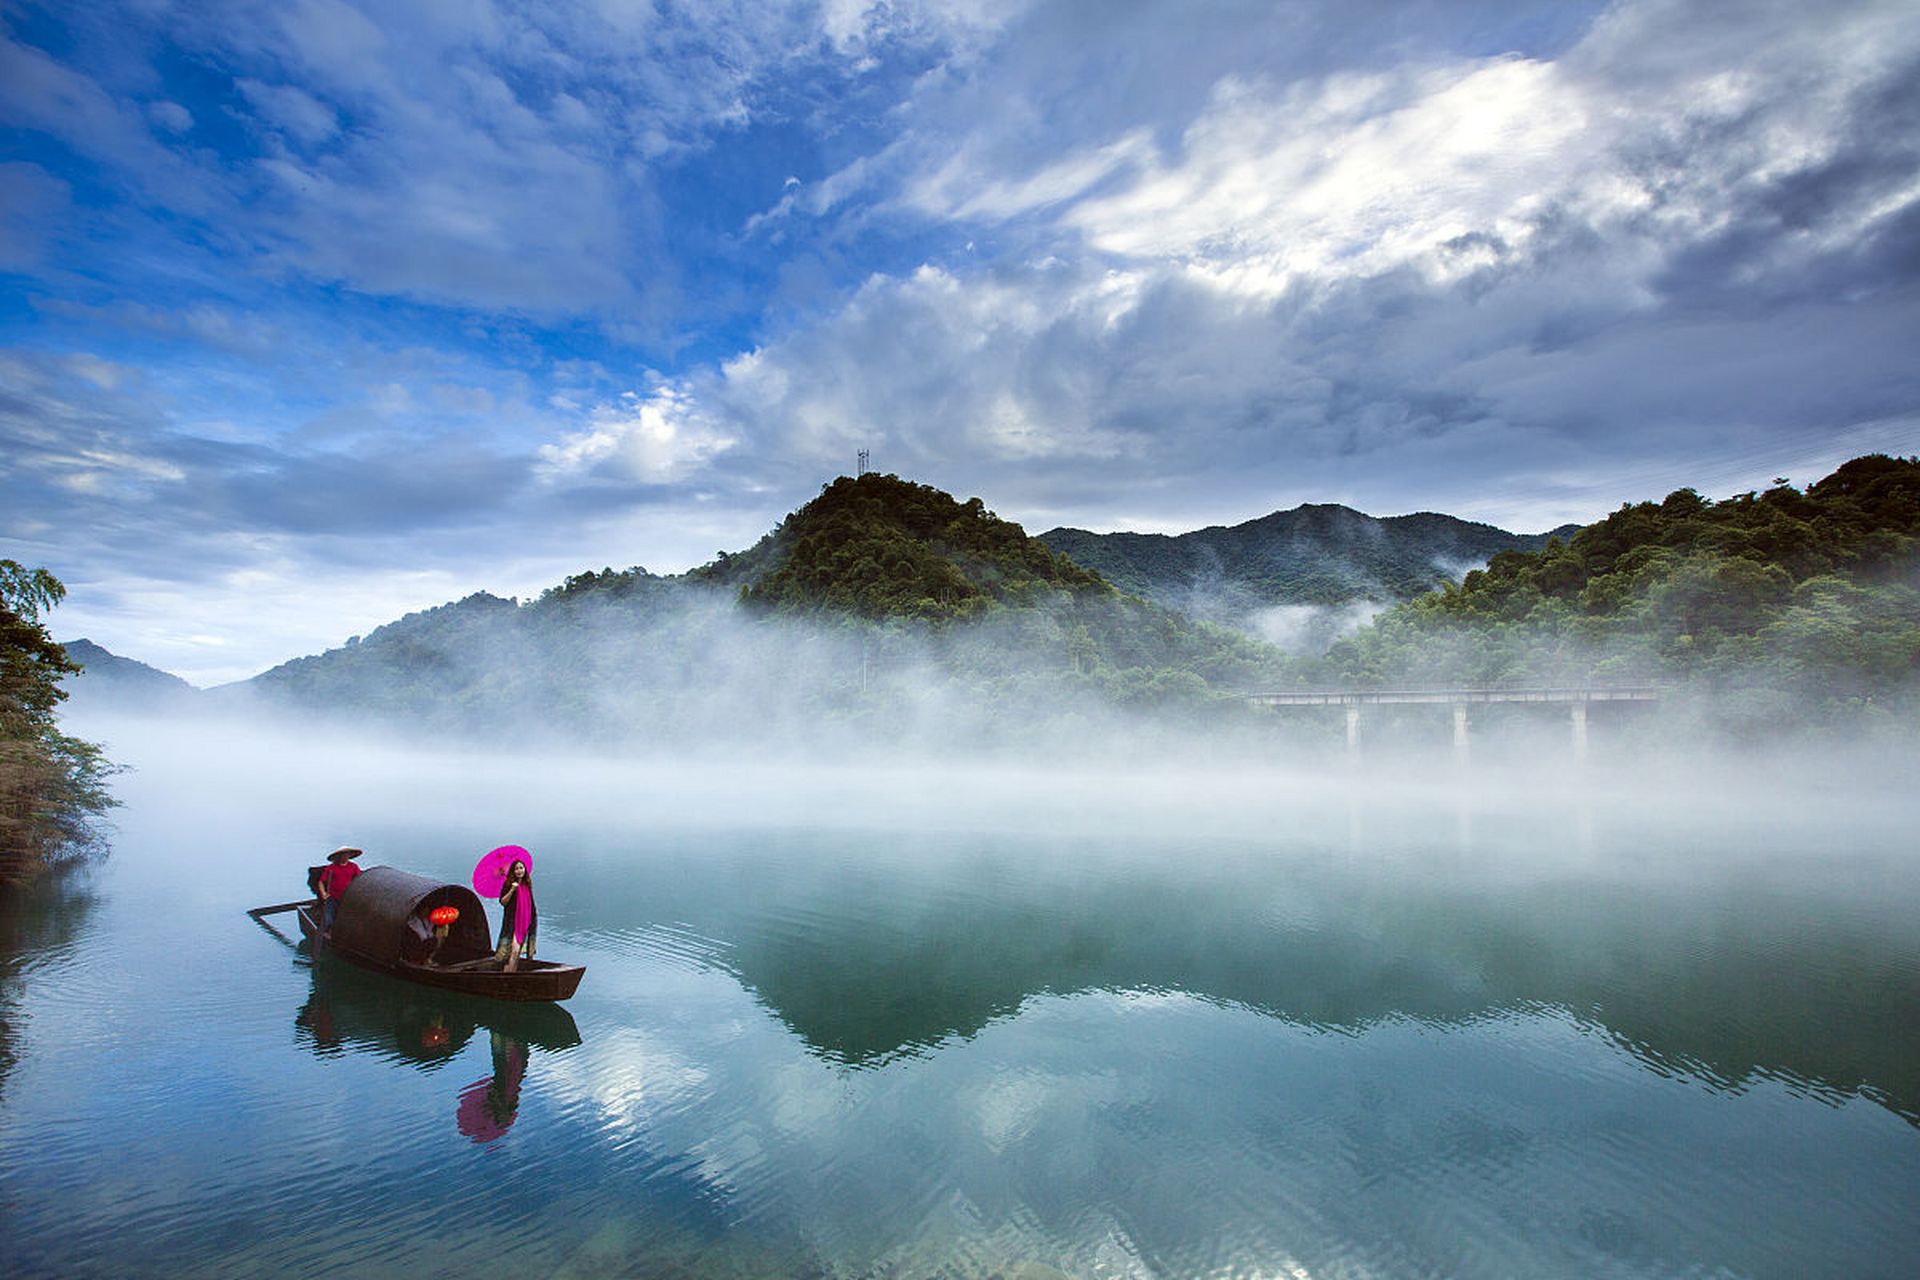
[1,730,1916,1278]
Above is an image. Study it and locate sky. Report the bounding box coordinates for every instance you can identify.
[3,0,1919,684]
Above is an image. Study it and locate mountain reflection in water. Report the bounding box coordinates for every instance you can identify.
[558,818,1920,1124]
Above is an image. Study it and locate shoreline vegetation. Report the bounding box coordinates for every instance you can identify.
[1,562,118,889]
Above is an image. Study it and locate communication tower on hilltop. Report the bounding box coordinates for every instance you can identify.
[856,448,870,477]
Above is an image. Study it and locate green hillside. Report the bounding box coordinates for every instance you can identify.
[701,473,1104,619]
[1320,455,1920,716]
[691,472,1288,709]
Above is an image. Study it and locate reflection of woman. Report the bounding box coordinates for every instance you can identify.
[495,859,536,972]
[457,1030,528,1144]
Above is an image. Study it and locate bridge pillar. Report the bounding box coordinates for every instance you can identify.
[1571,701,1589,762]
[1452,703,1470,760]
[1345,704,1361,758]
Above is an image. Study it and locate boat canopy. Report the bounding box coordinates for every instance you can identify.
[334,866,493,966]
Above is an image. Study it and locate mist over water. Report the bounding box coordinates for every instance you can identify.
[2,712,1916,1278]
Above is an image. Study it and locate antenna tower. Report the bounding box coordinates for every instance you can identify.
[856,448,870,477]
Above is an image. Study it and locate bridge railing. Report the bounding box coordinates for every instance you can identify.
[1244,685,1662,706]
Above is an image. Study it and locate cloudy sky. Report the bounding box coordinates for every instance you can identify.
[3,0,1918,682]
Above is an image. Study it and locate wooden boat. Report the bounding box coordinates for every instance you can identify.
[289,865,585,1002]
[296,957,583,1063]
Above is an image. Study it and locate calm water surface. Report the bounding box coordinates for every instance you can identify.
[1,731,1917,1278]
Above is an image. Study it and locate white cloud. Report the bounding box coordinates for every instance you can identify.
[539,381,737,484]
[688,262,1151,471]
[145,100,193,133]
[915,2,1918,309]
[635,0,1920,532]
[0,162,71,270]
[1059,59,1590,294]
[909,128,1154,223]
[0,31,222,215]
[9,0,1920,673]
[236,79,339,145]
[7,0,1028,316]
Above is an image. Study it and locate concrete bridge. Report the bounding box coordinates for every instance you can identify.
[1245,685,1662,760]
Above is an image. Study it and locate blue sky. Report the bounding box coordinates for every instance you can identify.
[4,0,1918,683]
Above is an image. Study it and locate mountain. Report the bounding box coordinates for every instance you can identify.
[237,474,1289,744]
[58,639,199,709]
[1038,505,1575,636]
[697,472,1104,619]
[1318,454,1920,717]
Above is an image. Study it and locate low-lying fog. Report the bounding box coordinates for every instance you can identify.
[71,700,1919,849]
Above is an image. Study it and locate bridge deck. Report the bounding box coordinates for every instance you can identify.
[1246,686,1660,706]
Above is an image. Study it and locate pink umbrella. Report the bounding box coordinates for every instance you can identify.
[472,844,532,897]
[475,844,535,948]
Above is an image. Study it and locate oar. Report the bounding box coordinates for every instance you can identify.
[247,899,316,918]
[248,899,317,949]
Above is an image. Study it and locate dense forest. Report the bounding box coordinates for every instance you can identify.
[707,473,1106,618]
[0,563,117,888]
[1315,455,1920,723]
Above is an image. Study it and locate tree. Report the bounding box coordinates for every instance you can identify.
[0,562,118,888]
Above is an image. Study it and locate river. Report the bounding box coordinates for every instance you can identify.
[1,721,1916,1278]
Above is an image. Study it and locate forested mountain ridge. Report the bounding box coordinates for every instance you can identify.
[234,473,1288,741]
[1317,454,1920,716]
[700,472,1285,706]
[1038,504,1573,633]
[73,457,1920,740]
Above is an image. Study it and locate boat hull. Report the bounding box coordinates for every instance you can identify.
[297,904,585,1002]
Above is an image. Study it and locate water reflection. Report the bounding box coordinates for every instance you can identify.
[294,946,581,1059]
[293,952,579,1144]
[0,878,97,1103]
[3,781,1916,1278]
[456,1031,529,1143]
[558,822,1920,1124]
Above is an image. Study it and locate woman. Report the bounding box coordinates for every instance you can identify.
[495,858,537,971]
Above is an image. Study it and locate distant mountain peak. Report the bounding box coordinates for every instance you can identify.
[1037,502,1563,633]
[57,638,199,707]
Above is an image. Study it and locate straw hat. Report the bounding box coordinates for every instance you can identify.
[327,846,363,863]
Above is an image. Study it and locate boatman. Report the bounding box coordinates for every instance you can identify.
[316,846,363,937]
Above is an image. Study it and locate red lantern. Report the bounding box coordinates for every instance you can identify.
[428,906,460,927]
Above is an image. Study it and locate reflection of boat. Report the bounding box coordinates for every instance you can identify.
[295,957,583,1067]
[289,866,585,1002]
[296,960,576,1144]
